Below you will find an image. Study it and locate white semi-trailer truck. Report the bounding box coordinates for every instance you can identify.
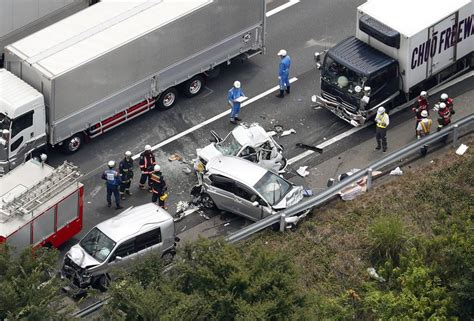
[0,0,265,174]
[0,0,97,66]
[312,0,473,126]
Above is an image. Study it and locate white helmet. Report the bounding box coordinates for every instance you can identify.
[233,81,241,88]
[277,49,287,56]
[377,106,385,114]
[421,110,428,118]
[420,91,427,98]
[440,93,448,101]
[125,150,132,157]
[439,102,447,109]
[154,164,161,172]
[145,144,152,151]
[108,160,115,168]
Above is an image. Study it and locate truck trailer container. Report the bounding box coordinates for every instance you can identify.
[0,158,83,251]
[0,0,265,174]
[312,0,473,126]
[0,0,96,66]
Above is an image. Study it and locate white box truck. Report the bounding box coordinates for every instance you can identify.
[0,0,265,174]
[312,0,473,126]
[0,0,96,66]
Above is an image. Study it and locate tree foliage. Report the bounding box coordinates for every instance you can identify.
[0,245,67,320]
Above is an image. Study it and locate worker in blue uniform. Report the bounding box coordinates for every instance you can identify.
[276,49,291,98]
[227,80,246,124]
[102,160,123,209]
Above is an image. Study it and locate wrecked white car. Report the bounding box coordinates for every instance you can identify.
[194,123,286,175]
[192,156,304,222]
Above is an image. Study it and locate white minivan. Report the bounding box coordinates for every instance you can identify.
[62,203,178,290]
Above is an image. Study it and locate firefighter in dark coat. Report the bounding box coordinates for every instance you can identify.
[150,165,168,209]
[138,144,156,191]
[119,150,134,200]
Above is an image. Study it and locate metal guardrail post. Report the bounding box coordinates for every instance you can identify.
[452,124,459,147]
[366,168,373,190]
[280,214,286,232]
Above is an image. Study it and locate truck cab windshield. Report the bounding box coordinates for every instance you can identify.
[0,113,11,130]
[322,56,364,95]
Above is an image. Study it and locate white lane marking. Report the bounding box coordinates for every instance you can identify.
[288,70,474,165]
[132,77,298,160]
[266,0,300,17]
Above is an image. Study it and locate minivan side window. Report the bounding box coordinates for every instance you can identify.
[210,175,234,193]
[110,239,136,261]
[234,183,254,201]
[11,111,33,138]
[135,227,161,252]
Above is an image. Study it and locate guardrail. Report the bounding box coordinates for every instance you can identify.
[226,114,474,243]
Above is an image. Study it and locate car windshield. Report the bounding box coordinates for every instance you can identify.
[254,171,291,206]
[322,56,365,95]
[215,132,242,156]
[79,227,116,263]
[0,113,11,130]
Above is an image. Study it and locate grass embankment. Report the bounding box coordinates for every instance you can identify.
[247,140,474,319]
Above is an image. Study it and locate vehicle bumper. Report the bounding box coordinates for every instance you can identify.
[312,95,366,127]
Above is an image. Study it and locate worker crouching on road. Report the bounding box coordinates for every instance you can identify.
[276,49,291,98]
[228,81,246,124]
[374,106,389,153]
[150,165,168,209]
[440,93,455,115]
[417,110,432,156]
[119,151,134,200]
[412,91,429,136]
[102,160,123,209]
[436,102,451,131]
[139,144,156,192]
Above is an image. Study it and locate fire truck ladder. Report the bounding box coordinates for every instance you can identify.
[1,161,82,217]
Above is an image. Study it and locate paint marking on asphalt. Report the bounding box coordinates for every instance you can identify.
[131,77,298,160]
[287,70,474,165]
[266,0,300,17]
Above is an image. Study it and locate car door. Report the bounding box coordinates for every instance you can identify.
[233,182,267,221]
[238,146,257,162]
[107,238,137,272]
[206,174,237,212]
[134,227,163,258]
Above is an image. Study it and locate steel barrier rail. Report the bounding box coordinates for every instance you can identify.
[226,113,474,243]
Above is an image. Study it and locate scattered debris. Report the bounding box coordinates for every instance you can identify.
[430,160,435,164]
[336,169,382,201]
[367,267,386,282]
[274,124,284,133]
[87,201,91,204]
[168,153,182,161]
[281,128,296,136]
[182,167,192,174]
[224,222,230,227]
[303,188,313,197]
[180,226,187,232]
[200,212,210,220]
[296,166,309,177]
[456,144,468,155]
[389,166,403,176]
[296,143,323,153]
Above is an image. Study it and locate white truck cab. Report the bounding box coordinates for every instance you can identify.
[0,69,46,175]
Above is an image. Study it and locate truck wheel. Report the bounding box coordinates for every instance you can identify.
[156,88,178,110]
[181,75,205,98]
[62,133,83,154]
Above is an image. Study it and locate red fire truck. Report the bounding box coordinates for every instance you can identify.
[0,158,83,250]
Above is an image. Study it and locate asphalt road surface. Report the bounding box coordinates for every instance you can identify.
[50,0,473,255]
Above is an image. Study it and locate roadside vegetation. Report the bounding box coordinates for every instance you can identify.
[104,142,473,320]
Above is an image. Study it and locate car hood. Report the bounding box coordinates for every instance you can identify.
[272,185,304,210]
[66,244,101,269]
[197,144,223,162]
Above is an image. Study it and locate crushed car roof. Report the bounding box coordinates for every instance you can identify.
[233,123,272,147]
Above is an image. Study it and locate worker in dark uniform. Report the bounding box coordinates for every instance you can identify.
[150,165,168,209]
[119,150,134,200]
[101,160,123,209]
[138,144,156,192]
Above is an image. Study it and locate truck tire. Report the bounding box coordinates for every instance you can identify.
[156,87,178,110]
[180,75,205,98]
[62,133,84,154]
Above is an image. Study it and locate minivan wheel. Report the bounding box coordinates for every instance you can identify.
[200,193,216,209]
[161,251,175,265]
[95,274,109,292]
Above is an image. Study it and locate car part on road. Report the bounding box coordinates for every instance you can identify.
[296,143,323,154]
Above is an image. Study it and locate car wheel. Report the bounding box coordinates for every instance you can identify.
[200,193,216,209]
[62,133,84,154]
[95,274,109,292]
[161,251,175,265]
[156,87,178,110]
[181,75,205,98]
